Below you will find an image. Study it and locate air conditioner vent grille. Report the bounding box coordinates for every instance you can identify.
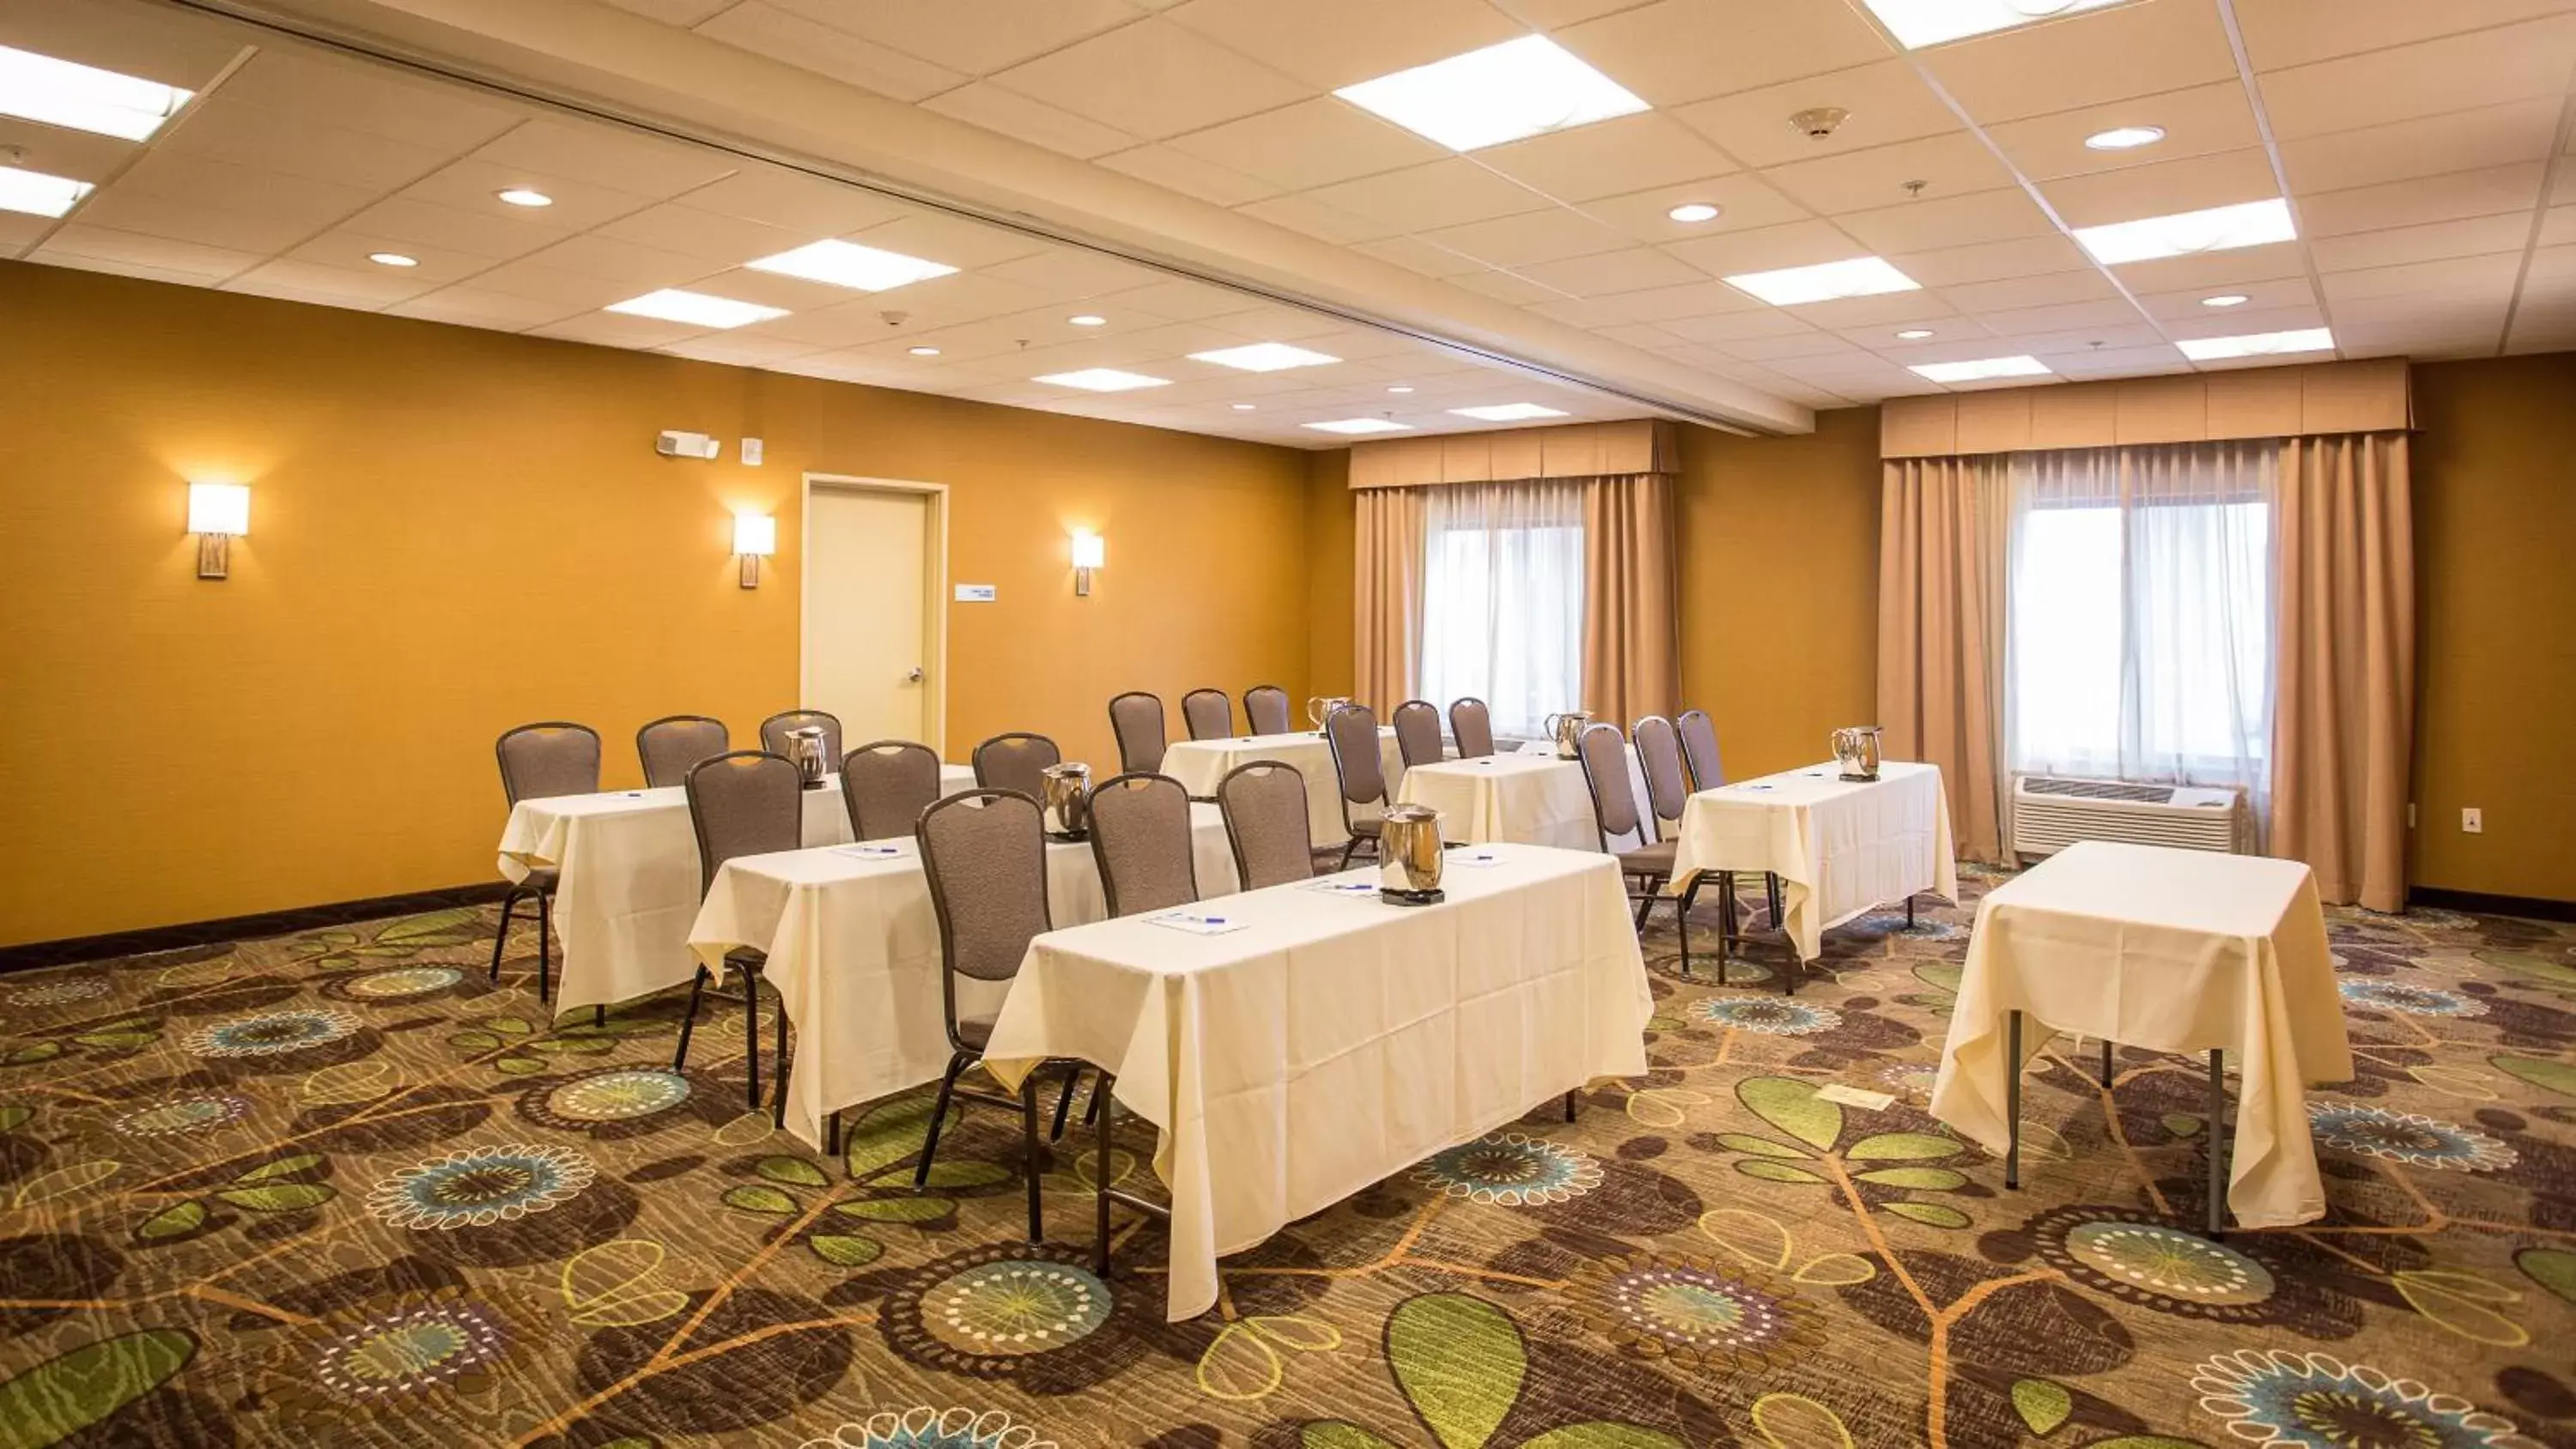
[2020,777,2176,804]
[2010,775,2247,859]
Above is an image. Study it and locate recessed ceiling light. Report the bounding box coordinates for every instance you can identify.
[1857,0,2125,49]
[2201,294,2251,308]
[1387,385,1415,394]
[1449,403,1571,421]
[1668,202,1722,223]
[605,288,788,329]
[1303,418,1413,434]
[495,188,554,208]
[1724,256,1920,306]
[747,239,957,293]
[2072,197,2296,265]
[1231,403,1258,411]
[908,345,941,356]
[0,164,94,219]
[2176,328,2334,361]
[1909,355,2052,383]
[1896,328,1935,340]
[1191,343,1341,373]
[368,252,419,268]
[1034,367,1170,392]
[1067,313,1108,327]
[0,45,192,141]
[1334,34,1649,152]
[2084,125,2166,151]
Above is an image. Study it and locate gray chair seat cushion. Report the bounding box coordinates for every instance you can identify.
[1618,840,1678,875]
[957,1016,994,1051]
[516,867,560,894]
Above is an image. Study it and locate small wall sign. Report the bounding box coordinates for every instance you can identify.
[954,584,997,603]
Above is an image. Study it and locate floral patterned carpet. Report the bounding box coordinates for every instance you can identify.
[4,866,2576,1448]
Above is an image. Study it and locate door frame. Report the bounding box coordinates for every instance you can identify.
[799,472,951,752]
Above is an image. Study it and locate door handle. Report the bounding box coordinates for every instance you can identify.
[905,667,925,683]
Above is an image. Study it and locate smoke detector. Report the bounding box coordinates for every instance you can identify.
[878,309,909,327]
[1789,106,1849,139]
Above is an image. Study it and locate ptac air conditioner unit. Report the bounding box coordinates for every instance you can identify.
[2010,776,2248,860]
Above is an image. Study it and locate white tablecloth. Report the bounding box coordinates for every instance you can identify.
[983,842,1653,1321]
[687,803,1240,1149]
[1668,761,1959,961]
[1396,754,1599,850]
[1161,728,1404,845]
[496,766,975,1015]
[1929,840,2353,1228]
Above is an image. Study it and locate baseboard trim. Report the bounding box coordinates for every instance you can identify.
[2409,886,2576,925]
[0,882,513,974]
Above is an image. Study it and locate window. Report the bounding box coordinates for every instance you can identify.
[2006,442,2275,814]
[1417,481,1585,740]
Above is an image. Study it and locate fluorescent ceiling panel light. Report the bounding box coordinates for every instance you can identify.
[368,252,418,268]
[2084,124,2164,150]
[1334,34,1648,152]
[1067,313,1107,327]
[2176,328,2333,361]
[1303,418,1412,434]
[1190,343,1341,372]
[496,188,553,208]
[1858,0,2126,50]
[1034,367,1170,391]
[0,165,94,218]
[605,288,788,329]
[907,345,941,356]
[1896,328,1935,340]
[1909,355,2050,382]
[2201,294,2250,308]
[2072,197,2295,265]
[747,239,957,293]
[0,44,192,141]
[1449,403,1571,421]
[1668,202,1722,223]
[1723,256,1919,306]
[1230,403,1257,410]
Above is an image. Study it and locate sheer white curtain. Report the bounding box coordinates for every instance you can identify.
[2006,441,2277,822]
[1417,481,1586,740]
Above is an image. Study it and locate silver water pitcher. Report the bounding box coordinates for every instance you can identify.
[1040,762,1092,840]
[1545,711,1593,759]
[1832,725,1884,782]
[1306,695,1350,731]
[1377,803,1446,903]
[785,726,829,791]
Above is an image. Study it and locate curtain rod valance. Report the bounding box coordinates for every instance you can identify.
[1880,359,2410,459]
[1348,418,1678,489]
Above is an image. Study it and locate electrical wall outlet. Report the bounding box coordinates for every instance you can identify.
[2463,807,2483,834]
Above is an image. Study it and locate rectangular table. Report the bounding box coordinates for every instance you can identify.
[1161,727,1404,845]
[1929,840,2353,1230]
[1668,761,1959,978]
[982,842,1653,1321]
[1395,753,1599,850]
[496,766,975,1016]
[688,803,1241,1149]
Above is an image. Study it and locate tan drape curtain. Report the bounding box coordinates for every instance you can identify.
[1582,473,1681,728]
[2272,433,2414,912]
[1352,486,1425,712]
[1878,455,2011,863]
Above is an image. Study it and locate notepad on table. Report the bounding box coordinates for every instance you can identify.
[1454,851,1504,868]
[1302,879,1381,896]
[830,844,906,859]
[1146,910,1249,936]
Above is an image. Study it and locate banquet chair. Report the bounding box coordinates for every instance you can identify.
[1181,688,1234,741]
[1107,691,1168,773]
[1449,697,1495,759]
[841,739,942,841]
[1577,722,1708,979]
[490,722,601,1002]
[1323,702,1389,869]
[637,714,729,789]
[915,789,1060,1240]
[1218,761,1314,889]
[1677,707,1783,939]
[1392,700,1445,768]
[973,732,1062,800]
[1088,773,1198,919]
[758,709,842,766]
[1637,714,1741,966]
[677,751,804,1117]
[1243,684,1292,736]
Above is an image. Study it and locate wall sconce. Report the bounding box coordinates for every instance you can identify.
[187,482,250,580]
[733,512,776,589]
[1071,530,1105,597]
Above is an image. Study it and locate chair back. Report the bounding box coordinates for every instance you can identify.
[1449,698,1495,759]
[1218,761,1313,890]
[1242,684,1291,737]
[636,715,728,789]
[973,731,1062,800]
[917,791,1052,991]
[1324,703,1387,840]
[1107,692,1167,773]
[841,739,942,841]
[759,710,841,765]
[1632,715,1691,828]
[1575,722,1643,850]
[1676,708,1725,791]
[1087,773,1198,918]
[1181,688,1234,741]
[496,722,601,807]
[1392,700,1444,768]
[683,751,803,894]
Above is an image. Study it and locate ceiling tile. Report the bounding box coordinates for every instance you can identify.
[72,189,316,255]
[2234,0,2576,70]
[2318,253,2524,301]
[1937,269,2119,311]
[155,97,459,192]
[1886,233,2093,285]
[1511,245,1706,294]
[516,233,721,290]
[1924,2,2239,125]
[1833,188,2053,253]
[213,49,523,151]
[767,0,1145,76]
[854,210,1054,269]
[1419,207,1631,268]
[223,258,432,308]
[1970,297,2147,336]
[113,150,376,230]
[600,0,733,22]
[2132,275,2317,317]
[1097,276,1267,319]
[31,224,258,280]
[383,285,584,329]
[471,119,736,197]
[982,18,1308,140]
[676,167,914,234]
[2541,205,2576,248]
[1352,234,1488,277]
[1447,268,1576,306]
[2299,162,2547,237]
[1786,288,1959,328]
[398,158,662,233]
[1983,82,2261,183]
[655,331,829,366]
[691,3,968,100]
[1662,217,1874,276]
[978,247,1167,298]
[281,227,508,284]
[0,0,246,89]
[2160,301,2325,339]
[462,258,654,311]
[1653,307,1823,343]
[2307,213,2539,272]
[1674,61,1960,168]
[592,203,813,264]
[916,82,1139,159]
[2105,240,2312,292]
[1758,132,2015,215]
[1473,113,1739,204]
[0,116,133,189]
[2038,147,2281,228]
[2256,15,2576,140]
[529,312,707,349]
[337,196,571,261]
[1165,99,1444,191]
[1303,158,1550,232]
[1094,143,1280,205]
[2276,98,2567,195]
[1529,278,1767,325]
[1553,0,1892,108]
[1163,0,1524,90]
[2041,343,2190,376]
[1580,173,1812,245]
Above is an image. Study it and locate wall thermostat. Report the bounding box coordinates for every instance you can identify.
[655,430,720,459]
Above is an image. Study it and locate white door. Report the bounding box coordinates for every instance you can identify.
[803,484,933,745]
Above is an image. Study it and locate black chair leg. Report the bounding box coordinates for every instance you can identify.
[1675,876,1703,980]
[1716,872,1735,985]
[770,995,791,1127]
[534,893,553,1003]
[487,889,522,982]
[1051,1064,1082,1141]
[1021,1073,1045,1244]
[592,1005,605,1028]
[671,965,710,1071]
[1094,1073,1117,1274]
[1339,839,1360,870]
[915,1055,966,1188]
[1084,1073,1108,1126]
[826,1110,841,1157]
[1564,1088,1578,1122]
[739,968,762,1108]
[1631,876,1655,931]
